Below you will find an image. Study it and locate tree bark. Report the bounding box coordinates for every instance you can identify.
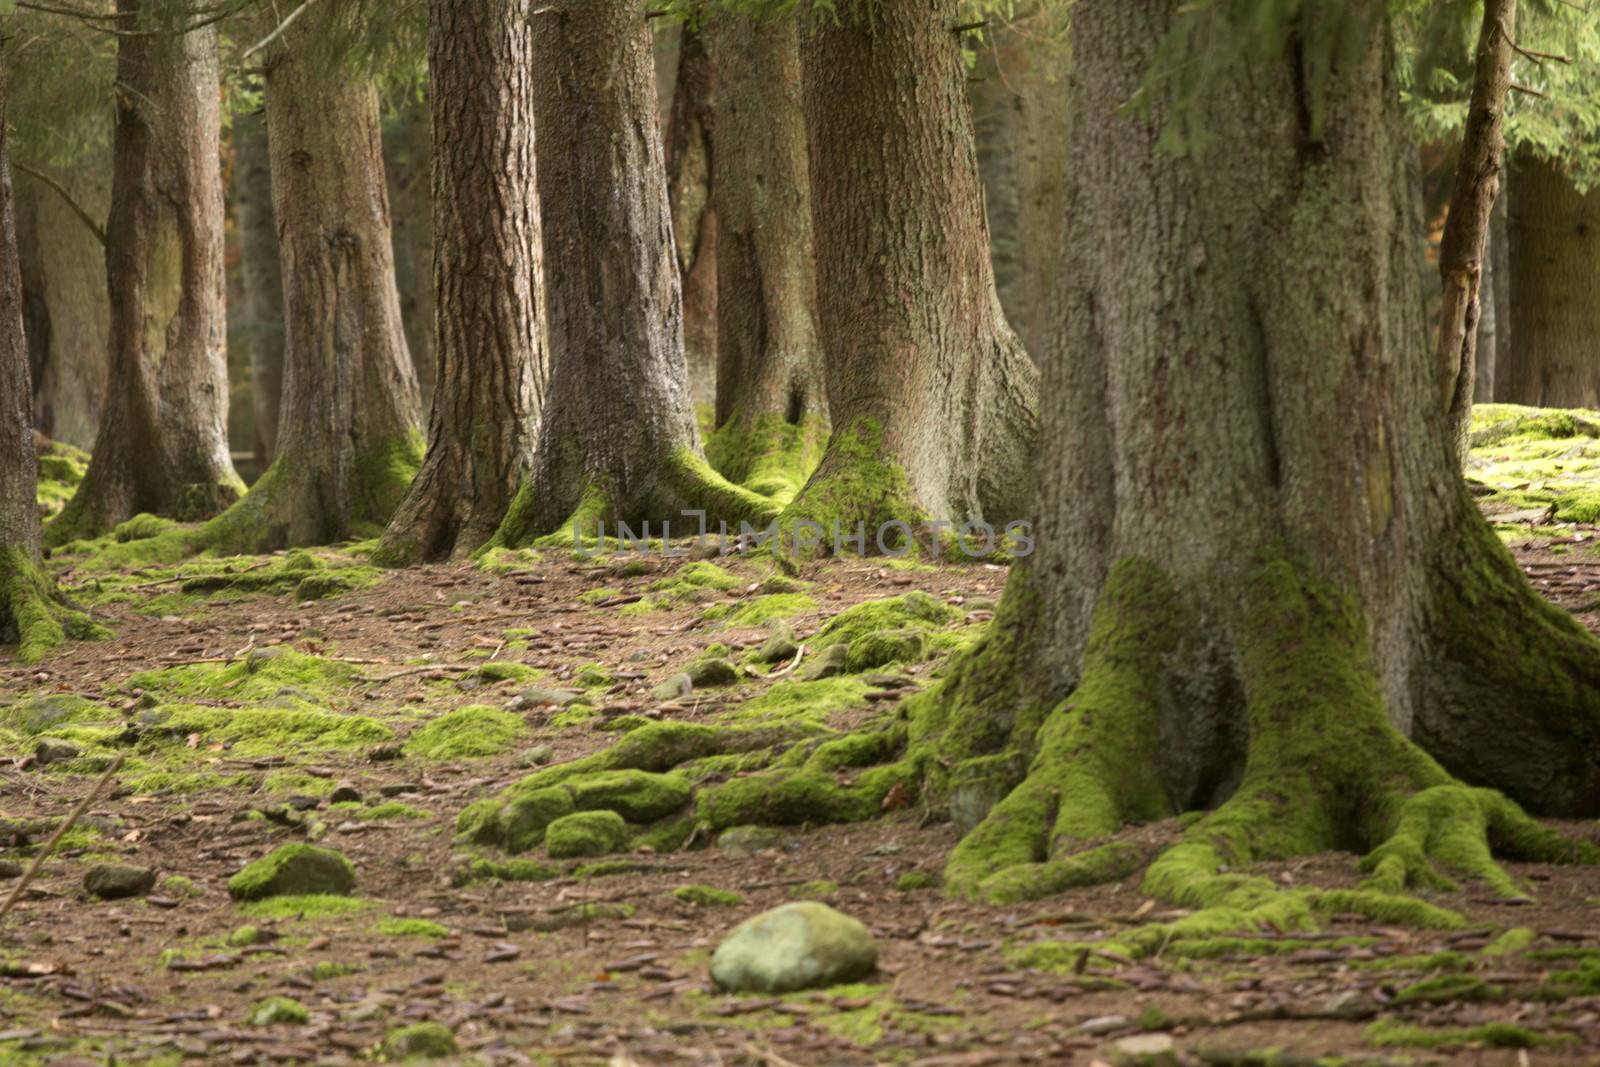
[45,3,241,546]
[1474,196,1500,404]
[0,44,99,661]
[919,0,1600,910]
[386,94,436,405]
[704,10,826,503]
[664,28,716,414]
[232,107,283,466]
[789,0,1039,535]
[375,0,544,566]
[1499,152,1600,408]
[198,1,422,553]
[490,0,774,548]
[15,171,109,450]
[970,44,1025,344]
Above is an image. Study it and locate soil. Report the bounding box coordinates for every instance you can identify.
[1,530,1597,1066]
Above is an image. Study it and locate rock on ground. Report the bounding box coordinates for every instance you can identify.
[710,901,878,993]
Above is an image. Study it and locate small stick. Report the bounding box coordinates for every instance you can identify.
[0,754,126,927]
[756,644,806,680]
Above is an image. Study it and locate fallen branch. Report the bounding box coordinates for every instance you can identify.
[0,754,125,928]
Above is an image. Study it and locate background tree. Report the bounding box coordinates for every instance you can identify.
[231,103,283,466]
[489,0,773,549]
[784,0,1038,536]
[46,0,242,546]
[375,0,544,565]
[703,8,826,503]
[384,90,435,404]
[663,27,716,412]
[0,36,100,661]
[198,0,423,553]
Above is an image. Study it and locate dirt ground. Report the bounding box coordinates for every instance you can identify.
[1,528,1598,1067]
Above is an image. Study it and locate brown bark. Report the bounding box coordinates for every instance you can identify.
[704,10,826,497]
[14,171,109,450]
[198,0,422,553]
[789,0,1039,532]
[1498,153,1600,408]
[0,43,38,568]
[1473,192,1506,403]
[491,0,772,548]
[232,107,283,466]
[386,94,436,405]
[375,0,544,565]
[45,3,241,546]
[664,28,716,413]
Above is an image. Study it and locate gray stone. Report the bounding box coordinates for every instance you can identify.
[710,902,877,993]
[652,673,693,701]
[686,657,739,687]
[757,624,799,664]
[1108,1034,1178,1067]
[717,825,785,855]
[511,686,583,710]
[327,782,362,804]
[803,643,849,680]
[1079,1015,1128,1036]
[516,744,554,768]
[84,863,156,900]
[34,739,81,765]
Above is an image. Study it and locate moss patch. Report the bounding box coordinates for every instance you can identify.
[403,705,527,759]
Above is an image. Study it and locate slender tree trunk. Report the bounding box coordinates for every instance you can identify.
[920,0,1599,910]
[652,18,682,133]
[198,2,422,553]
[490,0,773,548]
[45,5,241,546]
[704,10,826,503]
[0,45,99,661]
[1499,152,1600,408]
[1487,178,1511,392]
[232,108,283,466]
[15,171,109,450]
[375,0,544,566]
[970,47,1025,342]
[789,0,1039,535]
[664,29,717,415]
[1474,197,1500,404]
[386,95,436,405]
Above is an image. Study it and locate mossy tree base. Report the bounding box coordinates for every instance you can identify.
[0,548,107,662]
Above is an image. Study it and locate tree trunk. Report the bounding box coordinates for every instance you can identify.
[652,18,682,133]
[970,45,1025,344]
[375,0,544,566]
[386,94,436,405]
[789,0,1039,535]
[918,0,1600,911]
[45,4,241,546]
[199,2,422,553]
[1474,195,1500,404]
[664,28,716,415]
[232,108,283,466]
[704,10,826,504]
[1499,152,1600,408]
[15,171,109,450]
[0,45,99,661]
[489,0,774,548]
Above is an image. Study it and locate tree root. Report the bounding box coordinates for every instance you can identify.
[0,548,108,662]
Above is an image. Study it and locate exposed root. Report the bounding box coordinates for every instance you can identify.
[705,413,828,505]
[0,548,108,662]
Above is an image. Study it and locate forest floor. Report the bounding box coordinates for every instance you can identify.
[0,406,1598,1067]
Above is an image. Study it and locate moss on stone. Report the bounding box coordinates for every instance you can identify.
[234,894,374,920]
[569,769,692,822]
[130,648,360,705]
[248,996,308,1026]
[672,884,744,907]
[141,703,392,756]
[375,917,449,939]
[453,857,560,885]
[113,513,177,543]
[403,705,527,759]
[703,593,818,627]
[228,844,356,901]
[357,801,432,822]
[381,1021,458,1060]
[545,810,629,858]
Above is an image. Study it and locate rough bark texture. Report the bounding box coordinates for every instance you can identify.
[918,0,1600,911]
[15,172,109,450]
[1473,192,1507,403]
[0,46,100,661]
[46,5,241,545]
[704,11,826,503]
[664,29,716,414]
[490,0,773,548]
[232,108,283,466]
[386,95,436,404]
[199,2,422,553]
[791,0,1039,533]
[375,0,543,565]
[1499,153,1600,408]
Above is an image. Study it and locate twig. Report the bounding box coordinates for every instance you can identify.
[360,663,476,684]
[756,643,806,680]
[949,19,988,34]
[1509,82,1547,98]
[1505,39,1569,65]
[12,162,105,247]
[241,0,321,60]
[0,754,125,928]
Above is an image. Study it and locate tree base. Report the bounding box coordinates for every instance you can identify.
[44,464,244,550]
[0,549,108,662]
[705,413,828,506]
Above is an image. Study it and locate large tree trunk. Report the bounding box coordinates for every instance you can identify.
[489,0,773,549]
[970,45,1025,343]
[198,2,422,553]
[1498,152,1600,408]
[15,171,109,450]
[232,107,283,467]
[45,5,241,546]
[920,0,1600,911]
[0,46,99,662]
[789,0,1039,535]
[703,10,826,504]
[375,0,544,566]
[664,28,716,414]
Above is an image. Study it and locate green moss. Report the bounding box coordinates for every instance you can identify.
[579,586,625,605]
[474,661,543,685]
[1393,974,1503,1004]
[569,769,693,821]
[733,677,871,725]
[896,871,937,891]
[788,879,839,899]
[705,413,828,504]
[0,694,106,735]
[544,810,629,858]
[130,648,359,705]
[776,418,923,557]
[454,857,560,885]
[1540,956,1600,999]
[812,591,958,658]
[227,925,263,947]
[703,593,818,627]
[113,513,177,543]
[248,996,308,1026]
[228,844,356,901]
[1480,926,1536,957]
[0,548,109,661]
[141,703,392,755]
[234,894,375,920]
[381,1022,458,1061]
[35,439,89,520]
[403,705,527,759]
[309,961,362,981]
[1365,1019,1569,1050]
[671,884,744,907]
[375,917,449,939]
[575,663,615,689]
[357,801,432,822]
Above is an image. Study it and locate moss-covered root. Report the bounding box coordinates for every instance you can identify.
[704,413,828,505]
[775,417,926,557]
[0,548,108,661]
[940,560,1182,903]
[193,434,422,555]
